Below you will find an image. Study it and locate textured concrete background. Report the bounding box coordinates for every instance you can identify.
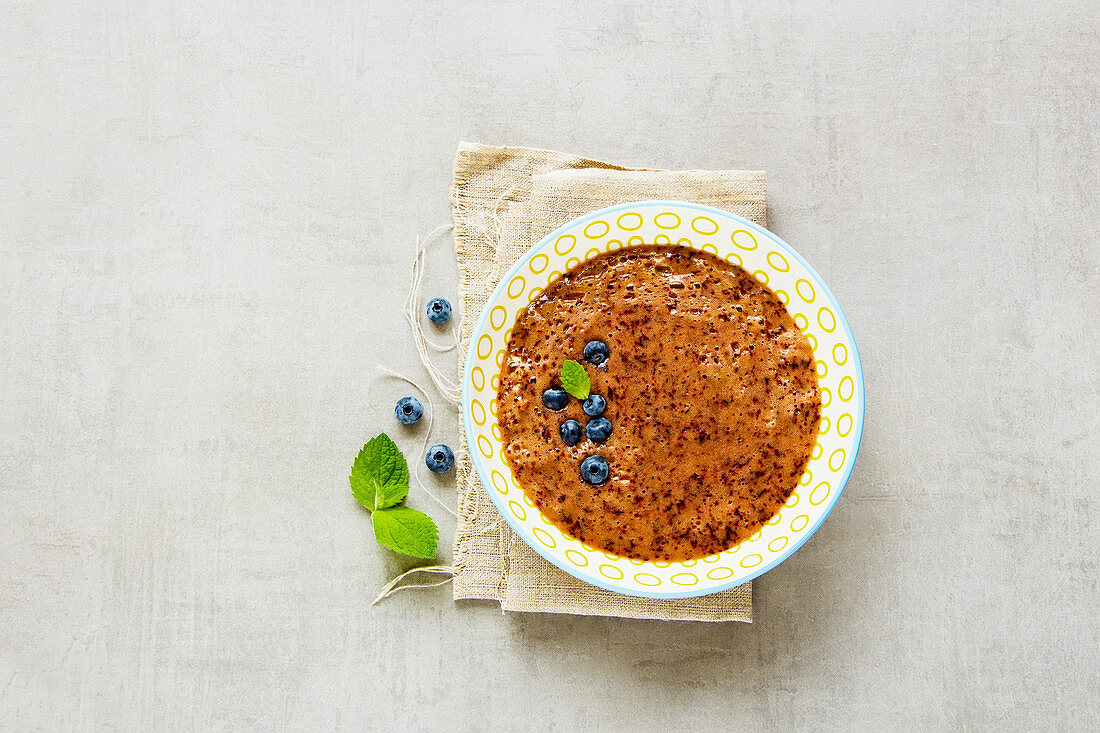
[2,1,1098,729]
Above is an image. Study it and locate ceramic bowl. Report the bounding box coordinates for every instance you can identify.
[462,201,864,598]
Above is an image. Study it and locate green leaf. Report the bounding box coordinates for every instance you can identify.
[349,433,409,511]
[560,359,590,400]
[372,507,439,559]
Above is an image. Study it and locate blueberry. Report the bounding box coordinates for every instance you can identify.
[425,444,455,473]
[426,297,452,324]
[394,396,423,425]
[583,340,609,365]
[560,419,582,446]
[580,455,609,485]
[585,417,612,442]
[542,387,568,411]
[582,394,606,417]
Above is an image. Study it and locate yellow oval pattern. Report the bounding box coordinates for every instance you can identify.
[489,306,507,331]
[655,212,681,229]
[476,334,493,359]
[617,212,643,231]
[508,500,526,521]
[599,564,624,580]
[471,399,486,426]
[837,413,853,437]
[791,514,810,532]
[634,573,661,587]
[671,573,699,586]
[477,435,493,459]
[833,343,848,365]
[768,536,789,553]
[839,376,855,402]
[752,270,770,285]
[564,549,587,567]
[818,307,837,333]
[532,527,555,548]
[691,216,719,235]
[829,448,846,472]
[471,366,485,392]
[796,279,816,303]
[810,482,831,505]
[767,251,790,272]
[818,416,831,436]
[706,567,734,581]
[507,276,525,299]
[732,230,759,250]
[740,554,763,569]
[490,470,508,495]
[584,220,610,238]
[554,235,576,255]
[528,253,549,274]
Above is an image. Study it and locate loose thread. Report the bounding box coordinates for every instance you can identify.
[470,518,505,538]
[375,366,459,519]
[486,183,520,283]
[405,224,461,403]
[374,215,510,606]
[371,565,456,605]
[487,183,519,255]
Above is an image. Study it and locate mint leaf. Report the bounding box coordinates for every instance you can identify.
[349,433,409,511]
[372,507,439,559]
[560,359,590,400]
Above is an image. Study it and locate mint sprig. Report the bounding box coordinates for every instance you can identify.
[350,434,409,510]
[350,433,438,559]
[560,359,590,400]
[372,507,438,560]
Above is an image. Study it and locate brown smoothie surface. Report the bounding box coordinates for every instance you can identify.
[497,245,820,562]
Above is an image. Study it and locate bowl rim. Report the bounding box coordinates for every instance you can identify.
[461,200,865,599]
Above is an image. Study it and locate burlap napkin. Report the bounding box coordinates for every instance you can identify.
[451,141,765,622]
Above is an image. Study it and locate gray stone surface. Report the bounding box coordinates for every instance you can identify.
[1,1,1097,729]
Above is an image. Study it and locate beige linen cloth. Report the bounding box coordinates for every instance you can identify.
[451,141,765,622]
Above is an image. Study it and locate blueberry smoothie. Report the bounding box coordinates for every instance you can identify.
[497,245,820,562]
